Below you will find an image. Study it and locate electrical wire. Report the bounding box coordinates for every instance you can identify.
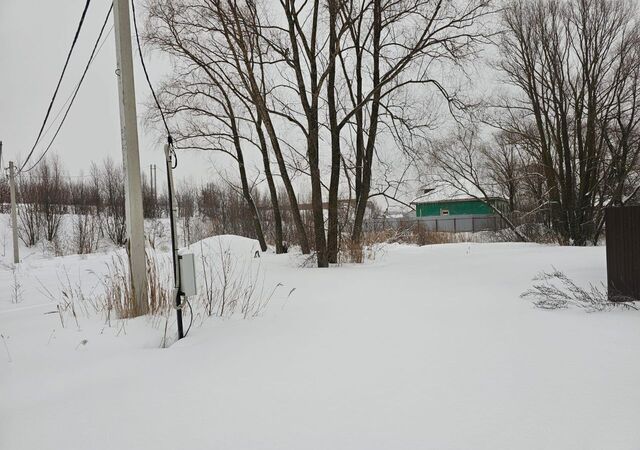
[183,298,193,337]
[131,0,189,337]
[130,1,190,338]
[130,0,172,145]
[165,149,184,338]
[20,0,92,173]
[22,3,114,173]
[40,27,114,142]
[131,0,178,171]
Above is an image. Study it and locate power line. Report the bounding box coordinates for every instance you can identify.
[19,0,92,173]
[22,3,115,173]
[41,27,114,141]
[15,173,95,180]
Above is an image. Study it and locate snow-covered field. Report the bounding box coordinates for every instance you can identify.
[2,224,640,449]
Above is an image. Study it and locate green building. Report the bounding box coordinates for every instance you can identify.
[411,189,508,232]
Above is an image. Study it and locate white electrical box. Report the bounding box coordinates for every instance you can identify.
[178,252,197,296]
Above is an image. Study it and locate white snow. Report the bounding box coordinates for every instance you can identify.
[2,222,640,449]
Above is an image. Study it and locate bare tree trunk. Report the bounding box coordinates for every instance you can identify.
[499,0,640,245]
[223,1,311,254]
[255,116,285,253]
[352,0,382,243]
[253,93,311,254]
[327,0,341,263]
[226,99,268,252]
[279,0,328,266]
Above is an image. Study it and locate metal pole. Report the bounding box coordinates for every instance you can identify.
[113,0,147,315]
[153,164,157,217]
[8,161,19,264]
[165,144,184,339]
[151,164,155,201]
[153,165,157,203]
[148,164,154,216]
[148,163,153,215]
[154,164,158,216]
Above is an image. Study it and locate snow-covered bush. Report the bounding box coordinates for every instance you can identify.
[71,213,101,255]
[198,238,280,319]
[521,269,638,312]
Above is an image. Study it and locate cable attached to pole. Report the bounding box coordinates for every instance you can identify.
[132,0,191,337]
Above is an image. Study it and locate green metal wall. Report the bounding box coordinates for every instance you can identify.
[416,199,498,217]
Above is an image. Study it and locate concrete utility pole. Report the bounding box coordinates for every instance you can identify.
[113,0,147,315]
[8,161,20,264]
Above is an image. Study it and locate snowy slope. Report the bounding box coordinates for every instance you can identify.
[1,237,639,450]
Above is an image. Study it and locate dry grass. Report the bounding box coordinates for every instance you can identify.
[366,223,465,247]
[10,265,24,304]
[38,240,287,346]
[198,239,282,319]
[340,238,366,264]
[410,226,463,245]
[338,231,391,264]
[98,249,172,322]
[337,226,462,264]
[36,266,100,330]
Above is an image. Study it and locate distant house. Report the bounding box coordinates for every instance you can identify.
[411,188,508,232]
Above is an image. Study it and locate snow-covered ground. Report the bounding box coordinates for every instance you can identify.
[2,226,639,449]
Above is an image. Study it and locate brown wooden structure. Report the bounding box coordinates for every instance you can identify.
[605,206,640,301]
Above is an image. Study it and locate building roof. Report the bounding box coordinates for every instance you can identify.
[410,185,507,206]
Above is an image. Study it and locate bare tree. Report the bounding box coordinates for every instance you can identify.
[145,0,306,254]
[497,0,640,244]
[36,156,67,243]
[146,0,491,266]
[70,177,100,254]
[100,158,127,246]
[177,182,197,246]
[482,131,526,213]
[336,0,493,246]
[17,173,42,246]
[429,126,529,241]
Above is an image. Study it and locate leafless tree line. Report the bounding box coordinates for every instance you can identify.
[0,156,127,254]
[424,0,640,245]
[5,0,636,257]
[0,156,336,254]
[144,0,492,266]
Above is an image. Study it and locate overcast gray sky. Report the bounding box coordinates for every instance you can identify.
[0,0,505,204]
[0,0,217,184]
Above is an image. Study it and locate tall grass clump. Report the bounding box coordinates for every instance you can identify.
[98,249,172,322]
[198,239,284,319]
